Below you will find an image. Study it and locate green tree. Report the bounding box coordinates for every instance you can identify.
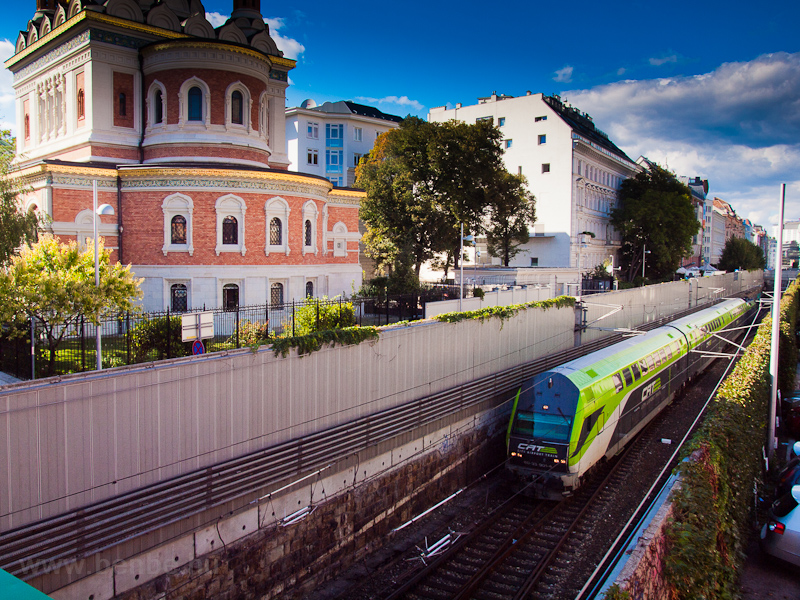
[0,130,42,265]
[610,164,700,281]
[484,172,536,266]
[0,235,142,375]
[717,236,766,271]
[356,117,506,286]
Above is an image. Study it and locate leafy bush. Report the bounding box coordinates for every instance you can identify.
[473,287,485,299]
[664,281,799,598]
[292,297,355,336]
[129,316,191,362]
[228,320,272,347]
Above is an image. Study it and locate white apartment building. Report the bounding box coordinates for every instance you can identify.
[286,100,402,187]
[429,92,640,270]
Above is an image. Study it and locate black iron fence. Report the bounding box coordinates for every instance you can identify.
[1,287,465,381]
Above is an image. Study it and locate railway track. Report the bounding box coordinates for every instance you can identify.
[386,438,641,600]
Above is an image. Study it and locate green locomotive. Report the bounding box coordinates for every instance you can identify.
[507,297,756,497]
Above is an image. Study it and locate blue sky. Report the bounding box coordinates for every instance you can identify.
[2,0,799,231]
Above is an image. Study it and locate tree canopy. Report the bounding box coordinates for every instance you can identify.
[484,171,536,267]
[610,164,700,281]
[717,236,766,272]
[0,235,142,374]
[0,130,42,265]
[356,117,531,284]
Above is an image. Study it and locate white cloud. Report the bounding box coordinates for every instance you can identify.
[263,16,304,60]
[617,67,626,76]
[263,17,285,30]
[271,33,305,60]
[553,66,573,83]
[205,11,228,27]
[0,40,16,133]
[356,95,424,112]
[649,55,678,66]
[563,52,800,228]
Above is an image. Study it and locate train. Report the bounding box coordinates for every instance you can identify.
[506,297,758,498]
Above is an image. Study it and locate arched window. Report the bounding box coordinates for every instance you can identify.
[171,215,187,244]
[270,282,284,305]
[154,89,163,124]
[270,217,282,245]
[223,283,239,311]
[222,216,238,245]
[119,92,127,117]
[304,219,312,247]
[306,281,313,298]
[188,86,202,121]
[231,90,243,125]
[171,284,187,312]
[77,89,85,119]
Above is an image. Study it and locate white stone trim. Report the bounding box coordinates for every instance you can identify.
[215,194,247,256]
[264,197,290,256]
[146,80,167,131]
[178,77,211,129]
[164,278,191,312]
[302,200,318,256]
[161,192,194,256]
[224,81,252,133]
[332,221,348,257]
[218,279,244,310]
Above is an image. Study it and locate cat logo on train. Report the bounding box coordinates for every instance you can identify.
[642,378,661,402]
[517,443,558,455]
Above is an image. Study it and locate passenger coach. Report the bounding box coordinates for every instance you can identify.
[507,298,757,497]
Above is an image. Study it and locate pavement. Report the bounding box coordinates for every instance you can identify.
[740,362,800,598]
[740,533,800,599]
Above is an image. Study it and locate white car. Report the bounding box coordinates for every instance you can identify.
[761,484,800,566]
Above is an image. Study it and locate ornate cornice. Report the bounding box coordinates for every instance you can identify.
[270,56,296,69]
[144,40,294,70]
[5,10,189,70]
[10,163,116,180]
[119,167,332,196]
[328,189,366,206]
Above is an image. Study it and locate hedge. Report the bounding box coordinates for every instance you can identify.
[663,279,800,599]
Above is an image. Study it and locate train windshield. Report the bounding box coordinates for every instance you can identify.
[513,411,571,442]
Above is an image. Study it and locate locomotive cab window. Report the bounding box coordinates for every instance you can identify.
[513,412,571,442]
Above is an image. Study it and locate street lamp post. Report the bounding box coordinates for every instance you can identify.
[642,244,651,280]
[93,180,116,371]
[458,223,474,312]
[768,183,787,461]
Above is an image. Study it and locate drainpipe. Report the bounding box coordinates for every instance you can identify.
[138,53,145,164]
[117,175,123,265]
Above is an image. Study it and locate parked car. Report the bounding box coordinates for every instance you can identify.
[761,485,800,566]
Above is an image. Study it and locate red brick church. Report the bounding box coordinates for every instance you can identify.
[8,0,364,312]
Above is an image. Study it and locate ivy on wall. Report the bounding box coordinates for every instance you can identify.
[269,326,380,358]
[434,295,576,325]
[663,279,800,599]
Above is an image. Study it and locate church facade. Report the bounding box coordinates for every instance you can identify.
[7,0,364,312]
